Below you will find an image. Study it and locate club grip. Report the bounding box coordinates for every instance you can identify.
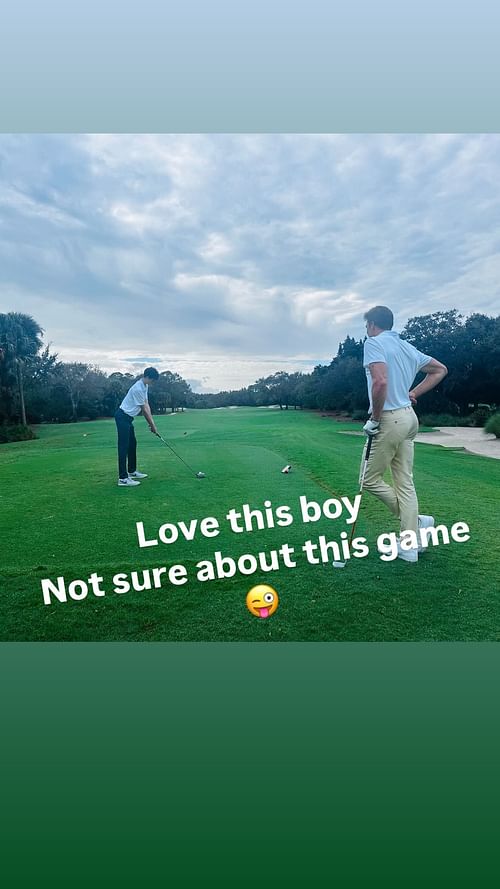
[365,433,374,461]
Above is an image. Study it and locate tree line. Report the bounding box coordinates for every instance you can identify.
[189,309,500,418]
[1,309,499,433]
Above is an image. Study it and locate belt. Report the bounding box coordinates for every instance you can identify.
[382,405,413,415]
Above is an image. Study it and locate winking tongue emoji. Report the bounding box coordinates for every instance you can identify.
[246,584,279,619]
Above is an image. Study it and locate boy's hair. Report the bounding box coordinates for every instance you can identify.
[363,306,394,330]
[143,367,160,381]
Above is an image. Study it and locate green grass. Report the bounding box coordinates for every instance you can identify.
[1,408,499,640]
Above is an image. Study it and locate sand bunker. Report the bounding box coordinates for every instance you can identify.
[415,426,500,460]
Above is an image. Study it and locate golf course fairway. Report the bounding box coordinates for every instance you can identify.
[1,407,498,641]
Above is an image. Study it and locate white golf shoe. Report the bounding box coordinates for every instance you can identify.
[418,514,435,552]
[118,477,140,487]
[129,471,148,479]
[397,542,418,563]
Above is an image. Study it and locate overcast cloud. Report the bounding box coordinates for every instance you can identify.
[1,133,499,391]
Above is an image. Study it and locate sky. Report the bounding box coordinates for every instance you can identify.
[1,133,499,392]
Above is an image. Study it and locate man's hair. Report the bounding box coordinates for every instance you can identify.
[364,306,394,330]
[143,367,160,381]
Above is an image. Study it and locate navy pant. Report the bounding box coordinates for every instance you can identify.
[115,408,137,479]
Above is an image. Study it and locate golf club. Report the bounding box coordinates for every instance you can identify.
[332,433,374,568]
[154,432,206,478]
[349,432,374,544]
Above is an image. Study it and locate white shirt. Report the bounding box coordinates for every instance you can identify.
[119,379,148,417]
[363,330,431,412]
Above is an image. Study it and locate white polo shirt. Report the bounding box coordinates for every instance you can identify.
[363,330,431,412]
[119,379,148,417]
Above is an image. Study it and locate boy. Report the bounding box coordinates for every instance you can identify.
[115,367,159,487]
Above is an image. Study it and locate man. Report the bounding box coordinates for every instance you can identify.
[361,306,447,562]
[115,367,159,487]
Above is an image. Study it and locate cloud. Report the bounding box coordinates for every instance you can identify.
[1,134,499,390]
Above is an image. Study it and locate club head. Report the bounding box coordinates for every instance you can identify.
[196,471,206,479]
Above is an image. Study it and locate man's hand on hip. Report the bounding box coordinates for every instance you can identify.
[363,419,380,436]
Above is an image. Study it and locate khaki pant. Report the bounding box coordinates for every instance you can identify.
[360,406,419,534]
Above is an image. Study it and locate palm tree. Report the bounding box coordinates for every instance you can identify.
[0,313,44,425]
